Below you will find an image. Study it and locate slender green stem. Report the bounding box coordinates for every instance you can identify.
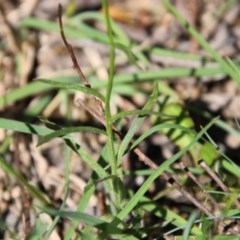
[102,0,119,206]
[102,0,117,174]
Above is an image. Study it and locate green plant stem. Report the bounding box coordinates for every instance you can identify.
[102,0,120,208]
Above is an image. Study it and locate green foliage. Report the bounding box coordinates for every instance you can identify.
[0,0,240,239]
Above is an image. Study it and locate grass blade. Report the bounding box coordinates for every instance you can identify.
[163,0,240,84]
[117,81,158,164]
[37,126,106,146]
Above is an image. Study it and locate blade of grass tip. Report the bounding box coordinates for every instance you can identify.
[183,211,199,240]
[112,117,218,226]
[117,81,158,165]
[163,0,240,84]
[221,159,240,178]
[114,42,140,67]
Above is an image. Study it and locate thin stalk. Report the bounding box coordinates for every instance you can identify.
[102,0,123,210]
[102,1,117,177]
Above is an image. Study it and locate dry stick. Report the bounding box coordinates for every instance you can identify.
[134,148,213,217]
[198,160,228,192]
[179,162,220,209]
[57,3,237,232]
[58,4,90,88]
[198,159,240,209]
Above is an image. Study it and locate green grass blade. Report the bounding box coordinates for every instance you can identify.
[183,211,199,240]
[130,123,196,150]
[112,109,155,123]
[90,66,226,88]
[117,82,159,164]
[163,0,240,84]
[20,17,108,42]
[70,11,130,45]
[0,76,78,108]
[0,118,54,135]
[25,94,53,117]
[38,79,105,100]
[0,66,225,108]
[102,0,118,179]
[20,18,61,32]
[37,126,106,146]
[65,144,111,240]
[38,206,125,235]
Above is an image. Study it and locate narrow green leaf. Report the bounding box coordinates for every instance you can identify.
[38,206,125,235]
[163,0,240,84]
[38,79,105,101]
[0,118,54,135]
[112,109,156,123]
[117,81,159,164]
[0,76,78,108]
[130,123,196,150]
[0,66,225,108]
[37,126,106,146]
[183,212,199,240]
